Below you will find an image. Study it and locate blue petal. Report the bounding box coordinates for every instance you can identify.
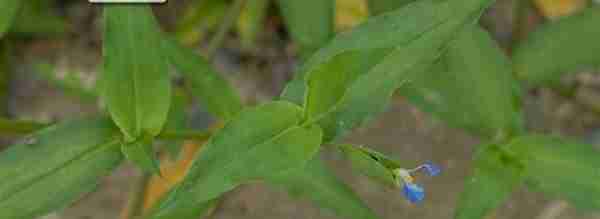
[423,162,441,176]
[402,183,425,203]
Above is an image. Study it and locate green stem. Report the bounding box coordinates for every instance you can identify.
[206,0,246,58]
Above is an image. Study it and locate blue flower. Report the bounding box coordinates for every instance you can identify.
[422,162,441,177]
[394,162,441,204]
[402,183,425,204]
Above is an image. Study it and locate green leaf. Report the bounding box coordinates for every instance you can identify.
[399,26,524,139]
[505,135,600,210]
[0,118,123,219]
[281,0,489,104]
[270,158,380,219]
[285,0,493,142]
[0,0,20,38]
[364,1,523,139]
[121,140,160,175]
[338,144,399,187]
[367,0,415,15]
[144,101,323,219]
[513,6,600,86]
[455,144,524,219]
[10,0,67,36]
[237,0,269,49]
[278,0,334,57]
[102,5,171,141]
[162,37,242,120]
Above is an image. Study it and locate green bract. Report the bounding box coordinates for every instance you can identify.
[339,144,399,187]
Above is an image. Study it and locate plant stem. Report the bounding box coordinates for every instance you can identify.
[206,0,246,58]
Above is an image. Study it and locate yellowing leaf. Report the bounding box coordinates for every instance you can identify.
[534,0,588,19]
[335,0,369,31]
[143,141,205,211]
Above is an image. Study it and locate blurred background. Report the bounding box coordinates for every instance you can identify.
[1,0,600,218]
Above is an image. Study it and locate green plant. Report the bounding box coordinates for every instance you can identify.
[0,0,599,219]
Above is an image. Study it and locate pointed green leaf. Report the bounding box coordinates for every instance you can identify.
[282,0,494,142]
[121,140,160,175]
[270,158,380,219]
[102,5,171,141]
[0,118,123,219]
[0,0,20,38]
[455,144,524,219]
[144,101,323,219]
[365,1,522,139]
[399,26,524,139]
[278,0,334,57]
[513,7,600,86]
[162,37,242,120]
[281,0,492,103]
[339,144,399,187]
[505,135,600,210]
